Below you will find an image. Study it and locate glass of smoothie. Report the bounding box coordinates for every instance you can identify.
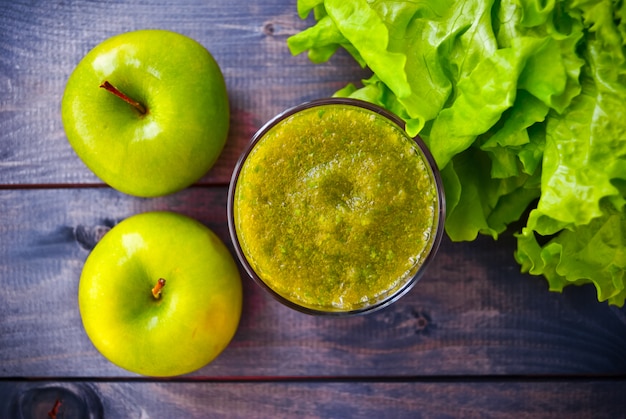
[228,98,445,315]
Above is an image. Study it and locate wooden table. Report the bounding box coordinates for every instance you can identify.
[1,1,625,417]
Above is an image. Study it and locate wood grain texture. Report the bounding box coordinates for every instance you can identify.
[0,379,623,418]
[1,188,625,378]
[0,0,369,186]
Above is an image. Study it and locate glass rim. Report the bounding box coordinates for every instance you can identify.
[227,97,446,316]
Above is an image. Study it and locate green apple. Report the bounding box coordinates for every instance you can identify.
[78,211,242,377]
[61,30,230,197]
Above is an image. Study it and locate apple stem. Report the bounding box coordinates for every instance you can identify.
[47,398,62,419]
[152,278,166,299]
[100,81,147,115]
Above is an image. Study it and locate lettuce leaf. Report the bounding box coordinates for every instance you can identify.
[516,203,626,307]
[288,0,626,306]
[515,0,626,305]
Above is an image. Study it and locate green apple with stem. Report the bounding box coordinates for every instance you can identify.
[61,29,230,197]
[78,211,243,377]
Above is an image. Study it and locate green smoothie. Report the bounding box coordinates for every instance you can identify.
[233,102,441,312]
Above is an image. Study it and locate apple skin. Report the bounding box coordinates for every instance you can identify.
[78,211,242,377]
[61,30,230,197]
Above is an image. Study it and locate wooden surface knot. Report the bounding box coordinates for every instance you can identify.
[263,22,276,36]
[411,309,431,334]
[73,220,117,251]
